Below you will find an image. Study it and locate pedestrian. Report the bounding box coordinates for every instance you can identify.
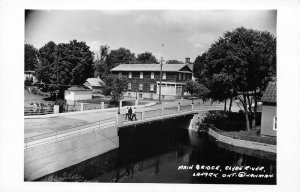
[125,107,130,120]
[132,107,137,121]
[128,107,132,120]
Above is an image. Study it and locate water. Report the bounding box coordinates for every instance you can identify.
[38,115,276,184]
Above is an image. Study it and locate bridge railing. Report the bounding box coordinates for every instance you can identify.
[25,102,223,149]
[24,117,116,149]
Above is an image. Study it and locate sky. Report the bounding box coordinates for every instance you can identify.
[25,10,276,62]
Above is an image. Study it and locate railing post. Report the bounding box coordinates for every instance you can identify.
[178,103,180,114]
[192,103,194,112]
[142,110,145,120]
[53,105,59,114]
[116,114,119,125]
[80,103,84,111]
[161,108,164,117]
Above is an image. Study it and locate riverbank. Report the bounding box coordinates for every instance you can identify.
[206,128,276,154]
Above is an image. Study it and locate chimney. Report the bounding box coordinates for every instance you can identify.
[185,57,190,64]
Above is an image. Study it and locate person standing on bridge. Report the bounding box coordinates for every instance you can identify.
[131,107,137,121]
[125,107,130,120]
[128,107,133,120]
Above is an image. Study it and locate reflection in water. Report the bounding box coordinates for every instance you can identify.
[38,115,276,184]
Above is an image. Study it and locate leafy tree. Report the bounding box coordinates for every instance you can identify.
[166,59,184,64]
[137,52,159,64]
[186,80,210,101]
[25,44,39,71]
[105,47,137,70]
[94,45,110,78]
[102,74,128,101]
[204,27,276,130]
[36,40,94,98]
[193,53,206,81]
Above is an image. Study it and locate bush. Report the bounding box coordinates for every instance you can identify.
[201,111,247,131]
[200,111,262,131]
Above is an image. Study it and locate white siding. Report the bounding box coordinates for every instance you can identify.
[261,105,277,137]
[73,91,92,100]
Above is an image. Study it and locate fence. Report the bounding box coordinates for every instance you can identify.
[24,108,54,116]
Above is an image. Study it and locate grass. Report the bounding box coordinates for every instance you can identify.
[24,89,54,107]
[212,126,276,145]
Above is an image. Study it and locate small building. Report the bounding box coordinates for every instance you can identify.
[110,63,193,100]
[260,81,277,137]
[64,86,92,105]
[24,70,37,82]
[83,77,105,91]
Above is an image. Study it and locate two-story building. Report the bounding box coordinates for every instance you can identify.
[110,63,193,100]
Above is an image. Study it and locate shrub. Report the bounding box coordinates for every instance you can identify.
[201,111,247,131]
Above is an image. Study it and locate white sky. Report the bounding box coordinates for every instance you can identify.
[25,10,276,62]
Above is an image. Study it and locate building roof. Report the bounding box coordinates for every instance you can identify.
[67,86,91,91]
[261,81,276,104]
[111,64,192,73]
[85,78,105,87]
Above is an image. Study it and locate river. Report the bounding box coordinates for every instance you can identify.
[37,116,276,184]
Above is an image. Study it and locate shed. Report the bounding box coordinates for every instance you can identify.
[64,86,92,105]
[83,78,105,91]
[260,81,277,137]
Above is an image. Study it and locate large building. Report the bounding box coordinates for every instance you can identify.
[260,81,277,137]
[110,63,193,100]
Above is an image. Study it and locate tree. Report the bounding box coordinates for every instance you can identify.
[102,74,128,101]
[166,59,183,64]
[186,80,210,101]
[105,47,137,71]
[193,53,206,81]
[94,45,110,78]
[36,40,94,98]
[25,44,39,71]
[204,27,276,130]
[137,52,159,64]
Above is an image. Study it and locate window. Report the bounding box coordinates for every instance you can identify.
[128,83,131,90]
[179,73,182,80]
[183,73,186,80]
[129,72,132,79]
[273,117,277,130]
[150,84,154,91]
[162,72,166,80]
[139,93,143,98]
[118,72,122,78]
[151,72,154,79]
[139,84,143,91]
[140,72,143,79]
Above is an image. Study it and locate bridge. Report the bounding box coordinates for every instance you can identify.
[24,102,224,181]
[24,103,223,149]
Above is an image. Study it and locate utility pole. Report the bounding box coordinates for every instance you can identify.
[159,43,164,104]
[159,56,163,104]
